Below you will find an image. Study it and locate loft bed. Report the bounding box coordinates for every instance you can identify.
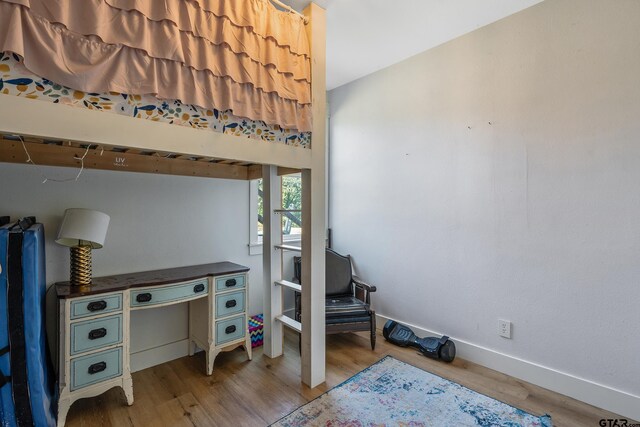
[0,0,327,388]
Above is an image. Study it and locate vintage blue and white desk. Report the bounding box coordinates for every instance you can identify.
[54,262,251,427]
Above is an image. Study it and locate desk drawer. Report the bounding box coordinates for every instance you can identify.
[70,347,122,391]
[215,315,246,346]
[130,279,208,308]
[215,291,245,319]
[215,274,246,292]
[70,314,123,356]
[70,294,122,320]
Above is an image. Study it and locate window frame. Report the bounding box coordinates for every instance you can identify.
[248,174,302,256]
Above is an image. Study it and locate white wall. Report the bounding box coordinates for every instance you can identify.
[329,0,640,418]
[0,163,264,369]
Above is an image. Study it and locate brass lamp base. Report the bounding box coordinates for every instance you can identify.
[70,245,92,286]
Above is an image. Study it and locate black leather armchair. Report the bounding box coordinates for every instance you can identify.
[294,248,377,350]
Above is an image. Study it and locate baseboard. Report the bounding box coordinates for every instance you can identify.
[376,314,640,421]
[130,339,192,373]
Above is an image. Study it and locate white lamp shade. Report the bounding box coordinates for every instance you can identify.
[56,208,110,249]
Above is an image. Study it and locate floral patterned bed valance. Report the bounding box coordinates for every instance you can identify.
[0,0,312,131]
[0,52,310,147]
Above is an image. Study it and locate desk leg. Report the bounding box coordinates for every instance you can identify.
[122,376,134,405]
[244,334,253,361]
[207,348,221,376]
[57,396,71,427]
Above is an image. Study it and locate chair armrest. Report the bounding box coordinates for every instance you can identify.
[353,276,376,293]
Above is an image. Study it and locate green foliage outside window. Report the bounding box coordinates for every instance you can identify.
[257,174,301,236]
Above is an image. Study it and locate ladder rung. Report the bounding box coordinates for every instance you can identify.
[275,315,302,333]
[274,209,302,213]
[274,244,301,252]
[275,280,302,292]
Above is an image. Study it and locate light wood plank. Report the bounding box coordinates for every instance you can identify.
[275,280,302,292]
[0,95,313,169]
[63,331,630,427]
[276,315,302,333]
[262,165,284,358]
[301,2,327,388]
[246,166,303,180]
[0,138,250,180]
[247,164,262,180]
[274,244,301,252]
[278,167,301,176]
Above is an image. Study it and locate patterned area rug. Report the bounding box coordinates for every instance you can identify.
[272,356,552,426]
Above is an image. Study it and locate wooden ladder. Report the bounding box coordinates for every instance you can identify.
[274,209,302,333]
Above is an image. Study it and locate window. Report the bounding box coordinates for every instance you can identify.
[249,173,301,255]
[279,174,302,239]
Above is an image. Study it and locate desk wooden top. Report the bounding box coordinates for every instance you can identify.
[55,262,250,299]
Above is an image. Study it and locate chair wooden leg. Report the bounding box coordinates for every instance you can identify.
[370,312,376,350]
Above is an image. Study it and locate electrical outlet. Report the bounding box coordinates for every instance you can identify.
[498,319,512,339]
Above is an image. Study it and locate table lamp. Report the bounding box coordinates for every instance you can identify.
[56,208,110,286]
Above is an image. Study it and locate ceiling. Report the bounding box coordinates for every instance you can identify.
[284,0,543,90]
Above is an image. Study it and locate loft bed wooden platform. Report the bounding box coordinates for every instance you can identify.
[0,93,313,173]
[0,135,300,180]
[0,2,327,388]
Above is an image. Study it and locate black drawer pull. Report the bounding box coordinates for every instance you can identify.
[225,300,237,308]
[88,361,107,375]
[193,283,205,293]
[136,293,152,303]
[225,279,237,287]
[87,300,107,312]
[225,325,236,334]
[88,328,107,340]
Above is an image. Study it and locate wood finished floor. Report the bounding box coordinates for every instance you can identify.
[65,331,626,427]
